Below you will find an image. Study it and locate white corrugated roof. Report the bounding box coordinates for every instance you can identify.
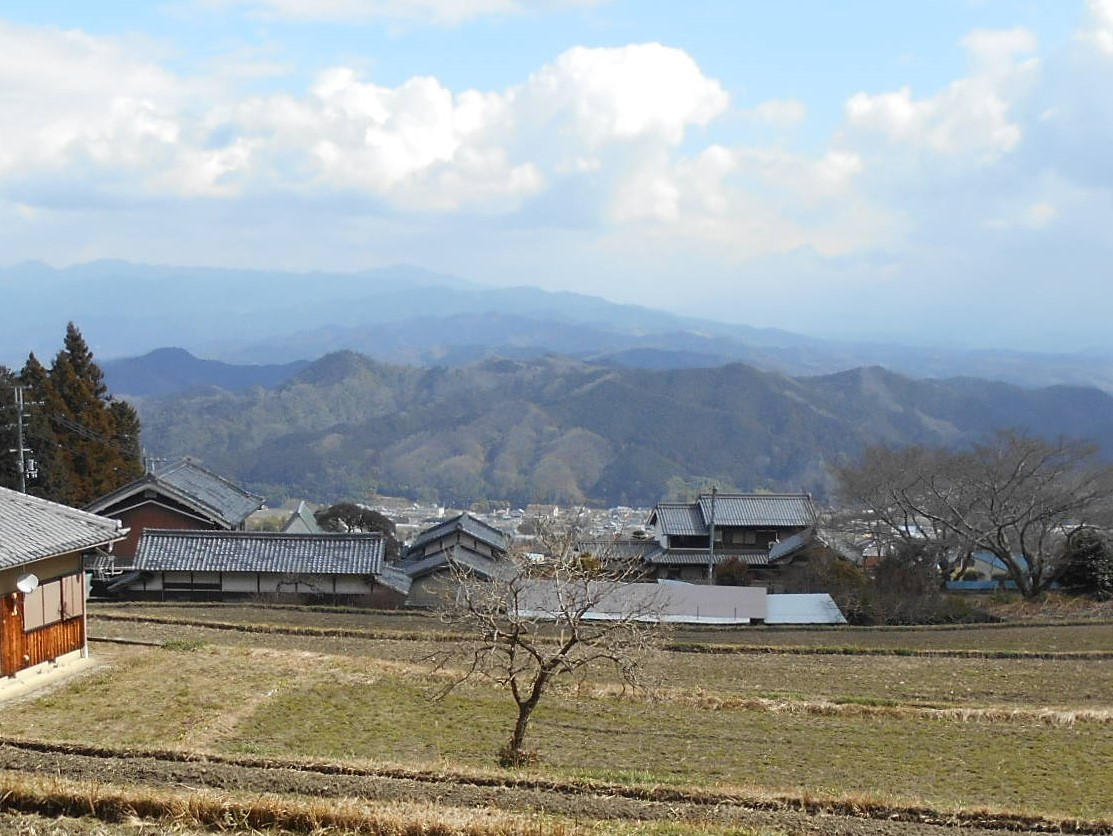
[515,579,768,624]
[514,581,846,626]
[765,593,847,625]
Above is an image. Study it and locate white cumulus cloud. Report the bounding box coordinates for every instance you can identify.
[0,22,256,198]
[203,43,727,210]
[517,43,729,153]
[1078,0,1113,55]
[0,26,733,214]
[844,27,1038,159]
[607,141,885,262]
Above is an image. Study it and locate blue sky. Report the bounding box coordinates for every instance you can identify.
[2,0,1111,352]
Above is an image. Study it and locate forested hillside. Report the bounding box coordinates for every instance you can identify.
[134,352,1113,507]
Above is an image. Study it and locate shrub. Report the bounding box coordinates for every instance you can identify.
[713,556,751,586]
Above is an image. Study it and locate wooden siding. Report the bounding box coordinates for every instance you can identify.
[2,552,88,678]
[1,593,22,677]
[22,617,84,670]
[2,600,85,678]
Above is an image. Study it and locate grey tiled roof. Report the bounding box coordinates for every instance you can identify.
[282,501,322,534]
[643,548,770,567]
[0,486,126,571]
[87,458,264,528]
[575,538,656,561]
[153,459,264,526]
[650,504,708,537]
[376,564,414,595]
[135,530,384,575]
[650,495,816,537]
[407,513,508,554]
[697,494,817,528]
[403,547,517,581]
[768,528,813,561]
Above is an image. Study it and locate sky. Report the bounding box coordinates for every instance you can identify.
[2,0,1112,352]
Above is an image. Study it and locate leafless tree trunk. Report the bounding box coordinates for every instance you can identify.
[431,519,664,766]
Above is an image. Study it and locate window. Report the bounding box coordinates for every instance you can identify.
[22,573,84,631]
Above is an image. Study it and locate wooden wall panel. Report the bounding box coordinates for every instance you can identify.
[1,594,23,677]
[22,617,84,670]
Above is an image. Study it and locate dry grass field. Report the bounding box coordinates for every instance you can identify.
[1,602,1111,835]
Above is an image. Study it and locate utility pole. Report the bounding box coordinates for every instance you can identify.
[707,485,717,583]
[142,448,168,474]
[8,386,36,493]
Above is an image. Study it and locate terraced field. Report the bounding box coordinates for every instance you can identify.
[0,603,1110,835]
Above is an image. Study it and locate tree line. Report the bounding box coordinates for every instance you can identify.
[1,323,143,506]
[834,430,1113,602]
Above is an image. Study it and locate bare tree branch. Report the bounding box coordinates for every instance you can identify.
[835,430,1113,597]
[429,520,665,766]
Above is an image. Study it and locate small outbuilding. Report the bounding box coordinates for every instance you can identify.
[1,486,127,680]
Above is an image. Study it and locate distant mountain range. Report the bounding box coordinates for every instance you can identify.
[103,348,309,396]
[6,260,1113,394]
[132,350,1113,508]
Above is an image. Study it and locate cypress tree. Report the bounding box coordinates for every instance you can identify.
[19,352,74,503]
[18,325,143,505]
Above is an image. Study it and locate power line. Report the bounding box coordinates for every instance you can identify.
[46,411,138,456]
[6,383,141,491]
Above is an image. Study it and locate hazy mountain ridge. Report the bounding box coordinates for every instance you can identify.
[103,348,310,396]
[133,352,1113,507]
[6,261,1113,393]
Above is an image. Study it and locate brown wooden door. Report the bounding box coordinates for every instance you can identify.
[1,593,25,677]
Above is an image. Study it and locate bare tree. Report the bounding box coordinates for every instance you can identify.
[836,430,1113,597]
[432,520,663,766]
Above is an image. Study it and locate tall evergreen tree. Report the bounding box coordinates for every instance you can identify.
[62,322,108,399]
[109,399,144,471]
[17,325,143,505]
[19,352,73,502]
